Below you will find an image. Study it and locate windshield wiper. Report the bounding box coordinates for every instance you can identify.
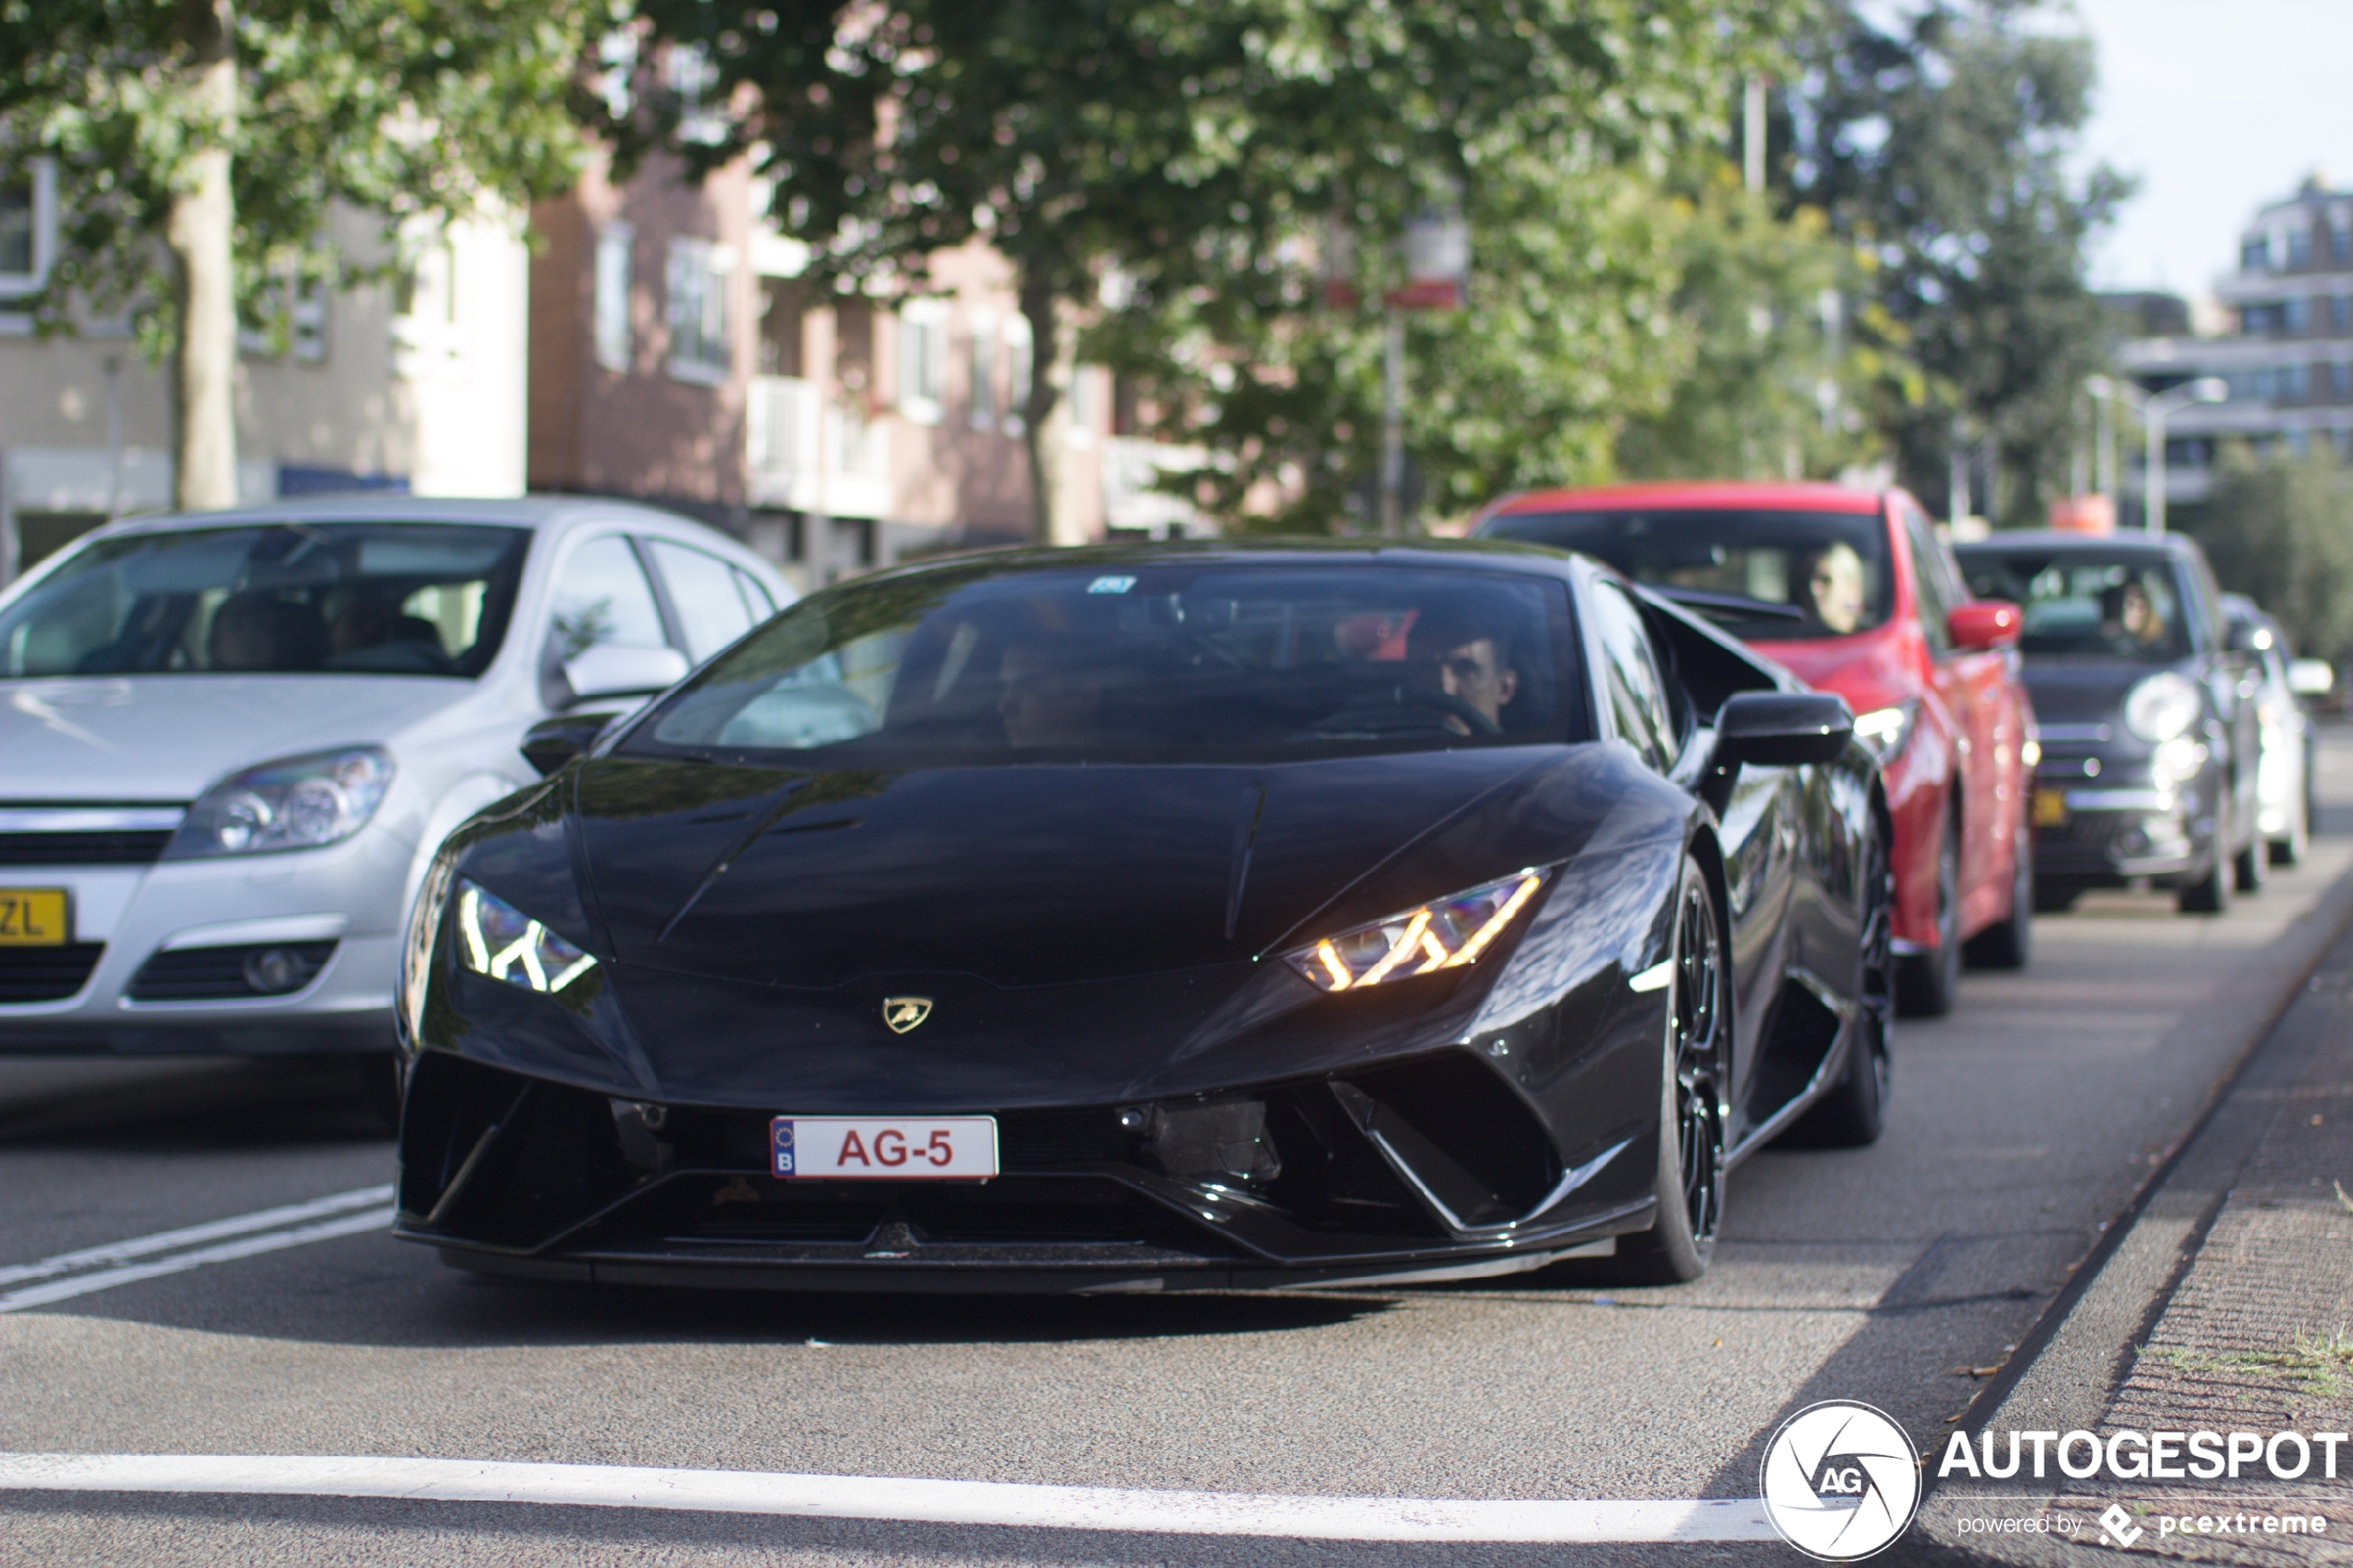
[1650,586,1810,625]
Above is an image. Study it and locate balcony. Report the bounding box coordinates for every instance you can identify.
[748,375,891,521]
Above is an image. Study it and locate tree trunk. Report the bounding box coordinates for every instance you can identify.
[1016,268,1067,545]
[168,0,239,511]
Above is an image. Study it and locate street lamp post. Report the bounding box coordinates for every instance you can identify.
[2085,375,2229,533]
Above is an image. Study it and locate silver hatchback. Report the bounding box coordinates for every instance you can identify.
[0,495,790,1084]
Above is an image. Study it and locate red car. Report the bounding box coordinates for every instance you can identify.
[1476,482,2035,1014]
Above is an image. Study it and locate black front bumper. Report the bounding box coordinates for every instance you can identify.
[394,1050,1652,1293]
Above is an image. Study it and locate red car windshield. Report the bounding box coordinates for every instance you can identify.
[1484,508,1893,641]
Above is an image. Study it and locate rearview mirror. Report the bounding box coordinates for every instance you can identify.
[521,712,621,778]
[2288,659,2334,697]
[1947,600,2022,651]
[563,644,690,704]
[1713,691,1855,768]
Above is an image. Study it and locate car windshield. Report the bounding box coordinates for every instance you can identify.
[628,560,1579,763]
[1953,551,2192,662]
[1482,508,1891,640]
[0,522,530,679]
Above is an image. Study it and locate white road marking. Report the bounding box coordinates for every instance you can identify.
[0,1185,394,1287]
[0,1206,395,1313]
[0,1454,1779,1542]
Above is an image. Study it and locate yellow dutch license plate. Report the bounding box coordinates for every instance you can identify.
[2032,790,2068,828]
[0,888,70,947]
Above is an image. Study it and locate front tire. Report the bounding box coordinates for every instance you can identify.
[2178,838,2231,915]
[1601,854,1729,1286]
[1897,809,1961,1016]
[1965,821,2033,971]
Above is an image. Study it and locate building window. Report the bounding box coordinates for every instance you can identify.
[667,43,727,146]
[594,223,634,372]
[2287,224,2312,270]
[968,313,997,430]
[2334,361,2352,401]
[1004,318,1033,436]
[897,300,948,423]
[758,276,804,377]
[2334,212,2352,266]
[0,158,58,301]
[2242,236,2271,272]
[665,236,733,383]
[2285,296,2310,335]
[2332,295,2351,335]
[2284,363,2310,402]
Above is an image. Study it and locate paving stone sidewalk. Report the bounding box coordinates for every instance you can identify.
[1908,947,2353,1565]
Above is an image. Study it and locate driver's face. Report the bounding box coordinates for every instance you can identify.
[1418,636,1518,731]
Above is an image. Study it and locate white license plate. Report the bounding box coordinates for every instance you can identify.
[771,1116,998,1180]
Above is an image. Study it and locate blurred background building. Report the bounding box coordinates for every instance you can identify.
[2115,174,2353,517]
[0,164,528,584]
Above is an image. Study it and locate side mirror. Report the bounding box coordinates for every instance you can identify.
[521,712,620,777]
[2288,659,2334,697]
[1713,691,1855,769]
[2224,620,2269,654]
[1948,600,2022,651]
[562,644,690,704]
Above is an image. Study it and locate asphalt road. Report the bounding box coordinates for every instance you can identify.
[9,740,2353,1566]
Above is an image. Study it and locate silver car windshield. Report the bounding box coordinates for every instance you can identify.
[0,522,530,679]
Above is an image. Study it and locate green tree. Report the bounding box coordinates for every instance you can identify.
[1613,172,1898,483]
[2183,446,2353,662]
[627,0,1792,539]
[1796,0,2129,526]
[0,0,598,508]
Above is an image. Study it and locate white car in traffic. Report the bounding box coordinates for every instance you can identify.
[0,495,791,1100]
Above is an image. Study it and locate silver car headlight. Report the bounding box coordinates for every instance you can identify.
[452,879,598,996]
[2123,673,2201,744]
[1284,869,1551,994]
[165,746,394,859]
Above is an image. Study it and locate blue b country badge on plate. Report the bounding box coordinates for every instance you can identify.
[772,1120,796,1177]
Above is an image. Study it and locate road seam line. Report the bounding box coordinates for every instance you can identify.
[0,1453,1780,1542]
[0,1185,394,1287]
[0,1209,395,1312]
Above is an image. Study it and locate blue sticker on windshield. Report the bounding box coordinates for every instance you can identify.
[1087,575,1138,595]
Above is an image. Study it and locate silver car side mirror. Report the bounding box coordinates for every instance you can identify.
[563,644,691,704]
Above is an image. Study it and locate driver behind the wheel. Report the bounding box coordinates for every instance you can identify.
[1404,604,1520,734]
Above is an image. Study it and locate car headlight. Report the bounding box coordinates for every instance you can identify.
[2124,672,2201,743]
[1850,700,1919,763]
[2151,734,2208,788]
[452,879,598,996]
[165,746,394,859]
[1285,869,1550,994]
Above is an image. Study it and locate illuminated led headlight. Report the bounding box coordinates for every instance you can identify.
[453,880,598,995]
[2124,672,2201,743]
[1286,870,1550,994]
[1850,700,1919,763]
[167,746,393,858]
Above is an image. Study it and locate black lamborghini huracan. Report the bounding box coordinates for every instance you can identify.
[394,540,1892,1292]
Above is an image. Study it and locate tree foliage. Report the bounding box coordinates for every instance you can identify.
[2184,447,2353,662]
[0,0,598,358]
[627,0,1794,536]
[1794,0,2129,526]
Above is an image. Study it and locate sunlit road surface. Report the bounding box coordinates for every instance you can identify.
[8,740,2353,1566]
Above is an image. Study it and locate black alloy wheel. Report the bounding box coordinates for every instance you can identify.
[1604,854,1730,1285]
[1964,820,2032,970]
[1896,809,1961,1016]
[1791,818,1894,1147]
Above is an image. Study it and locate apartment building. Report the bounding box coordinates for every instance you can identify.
[2116,174,2353,510]
[526,148,1208,594]
[0,161,529,586]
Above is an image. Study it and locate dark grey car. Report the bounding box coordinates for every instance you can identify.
[1955,532,2262,915]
